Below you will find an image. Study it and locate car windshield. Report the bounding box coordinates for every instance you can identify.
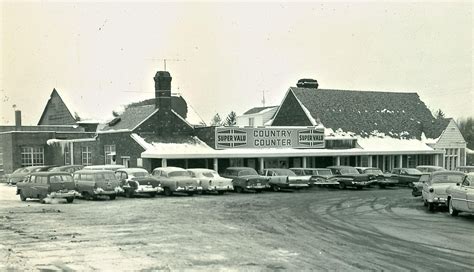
[200,171,217,178]
[405,169,422,175]
[339,168,360,175]
[169,171,191,177]
[50,175,73,183]
[419,175,430,182]
[238,169,258,176]
[100,173,117,180]
[272,169,296,176]
[431,174,464,184]
[364,169,383,175]
[316,169,332,176]
[13,168,25,174]
[130,171,149,178]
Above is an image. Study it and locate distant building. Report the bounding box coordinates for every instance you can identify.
[236,106,278,127]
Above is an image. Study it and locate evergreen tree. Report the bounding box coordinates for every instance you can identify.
[224,111,237,126]
[435,109,445,119]
[210,113,222,126]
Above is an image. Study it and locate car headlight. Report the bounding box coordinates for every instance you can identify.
[429,188,434,193]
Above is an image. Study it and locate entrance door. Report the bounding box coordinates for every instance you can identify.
[122,157,130,168]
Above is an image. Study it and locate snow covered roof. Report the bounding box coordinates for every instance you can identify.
[133,133,442,159]
[243,106,278,115]
[272,87,450,140]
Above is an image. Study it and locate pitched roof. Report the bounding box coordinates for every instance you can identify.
[101,104,157,131]
[38,89,77,125]
[243,106,278,115]
[287,87,448,139]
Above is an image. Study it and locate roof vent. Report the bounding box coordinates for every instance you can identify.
[297,78,319,89]
[108,117,121,126]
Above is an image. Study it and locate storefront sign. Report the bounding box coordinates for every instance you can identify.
[215,127,325,149]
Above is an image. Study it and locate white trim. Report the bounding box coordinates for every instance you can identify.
[132,108,159,131]
[130,133,152,149]
[97,129,131,134]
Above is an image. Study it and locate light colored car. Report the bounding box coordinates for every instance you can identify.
[152,167,198,196]
[262,168,310,191]
[290,168,338,186]
[115,168,163,198]
[455,166,474,174]
[422,171,466,211]
[187,168,234,195]
[446,173,474,216]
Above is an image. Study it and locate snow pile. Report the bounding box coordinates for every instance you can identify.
[324,128,356,139]
[421,132,439,145]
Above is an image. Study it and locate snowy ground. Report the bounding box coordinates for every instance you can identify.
[0,184,473,271]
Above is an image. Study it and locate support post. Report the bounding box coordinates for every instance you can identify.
[398,155,403,168]
[302,157,307,168]
[259,158,264,173]
[335,156,341,166]
[368,156,373,167]
[162,158,167,167]
[213,158,218,172]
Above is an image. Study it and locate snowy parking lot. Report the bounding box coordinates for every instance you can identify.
[1,184,473,271]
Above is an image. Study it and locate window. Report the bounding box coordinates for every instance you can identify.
[249,118,254,127]
[21,147,44,167]
[81,146,92,166]
[64,144,71,165]
[104,145,116,164]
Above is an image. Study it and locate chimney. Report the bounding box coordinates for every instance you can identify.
[296,78,319,89]
[154,71,172,111]
[15,110,22,127]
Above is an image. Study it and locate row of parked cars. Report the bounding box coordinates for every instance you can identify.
[9,164,474,216]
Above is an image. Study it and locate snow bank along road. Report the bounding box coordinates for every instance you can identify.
[0,184,473,271]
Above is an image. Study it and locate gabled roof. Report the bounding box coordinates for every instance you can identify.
[280,87,448,139]
[101,104,157,131]
[38,89,77,125]
[243,106,278,115]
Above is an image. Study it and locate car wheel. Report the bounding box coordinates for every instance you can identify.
[19,191,27,201]
[149,192,156,198]
[126,190,134,198]
[66,197,74,203]
[272,185,280,192]
[217,191,225,195]
[338,182,346,190]
[109,194,116,200]
[448,198,458,216]
[235,186,243,193]
[164,187,172,196]
[428,202,435,212]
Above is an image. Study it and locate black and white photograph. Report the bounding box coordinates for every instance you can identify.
[0,1,473,271]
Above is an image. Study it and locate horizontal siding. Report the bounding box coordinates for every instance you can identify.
[435,120,466,148]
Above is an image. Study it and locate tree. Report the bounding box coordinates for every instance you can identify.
[458,117,474,150]
[210,113,222,126]
[435,109,445,119]
[224,111,237,126]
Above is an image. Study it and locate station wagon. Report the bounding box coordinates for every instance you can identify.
[16,172,80,203]
[73,169,123,200]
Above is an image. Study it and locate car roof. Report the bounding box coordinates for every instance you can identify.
[116,168,148,173]
[290,168,329,171]
[226,167,255,170]
[187,168,216,173]
[30,171,71,176]
[327,166,355,169]
[416,165,444,169]
[152,167,186,172]
[264,168,293,171]
[75,169,115,174]
[84,165,125,170]
[431,171,465,176]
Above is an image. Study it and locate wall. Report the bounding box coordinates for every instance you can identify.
[271,91,313,126]
[38,91,77,125]
[135,110,194,137]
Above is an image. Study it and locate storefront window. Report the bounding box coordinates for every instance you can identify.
[21,146,44,167]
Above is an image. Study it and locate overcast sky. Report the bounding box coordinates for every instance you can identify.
[1,1,472,125]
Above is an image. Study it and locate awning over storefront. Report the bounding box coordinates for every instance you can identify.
[133,133,444,159]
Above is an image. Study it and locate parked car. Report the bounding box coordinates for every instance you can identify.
[446,173,474,216]
[151,167,198,196]
[7,165,57,185]
[83,164,125,171]
[115,168,163,198]
[390,168,423,186]
[261,168,310,191]
[16,172,81,203]
[412,173,430,197]
[327,166,376,189]
[49,165,84,174]
[221,167,270,193]
[355,167,397,188]
[416,165,446,173]
[73,169,123,200]
[187,168,234,195]
[290,168,339,186]
[455,166,474,174]
[422,171,466,211]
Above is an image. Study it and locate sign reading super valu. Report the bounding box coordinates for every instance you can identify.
[215,127,325,149]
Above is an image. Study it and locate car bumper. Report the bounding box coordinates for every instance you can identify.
[206,185,234,191]
[288,183,309,188]
[94,187,123,195]
[48,190,81,198]
[135,186,163,194]
[427,197,447,205]
[246,184,270,189]
[175,186,197,192]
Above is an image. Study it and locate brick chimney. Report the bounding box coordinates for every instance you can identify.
[154,71,172,111]
[15,110,22,127]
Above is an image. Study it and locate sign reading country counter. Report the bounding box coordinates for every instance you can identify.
[215,127,325,149]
